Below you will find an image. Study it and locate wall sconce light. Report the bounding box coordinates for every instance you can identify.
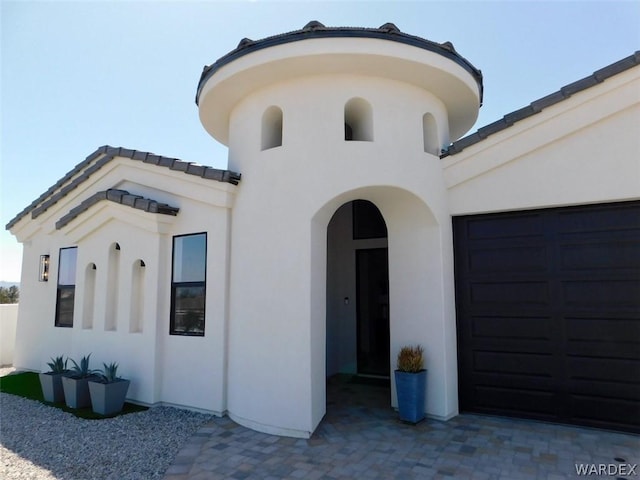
[39,255,50,282]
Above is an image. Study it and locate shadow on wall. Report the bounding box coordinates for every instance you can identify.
[0,304,19,366]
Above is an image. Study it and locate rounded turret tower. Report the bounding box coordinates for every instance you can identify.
[197,21,482,169]
[197,22,482,438]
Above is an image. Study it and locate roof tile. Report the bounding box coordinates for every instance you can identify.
[133,198,151,211]
[186,164,206,176]
[561,76,600,96]
[197,22,483,106]
[121,193,141,207]
[119,148,135,158]
[169,161,190,172]
[6,146,239,230]
[144,154,161,165]
[158,157,175,168]
[503,106,536,125]
[55,188,180,230]
[132,150,148,161]
[443,51,639,157]
[477,119,508,139]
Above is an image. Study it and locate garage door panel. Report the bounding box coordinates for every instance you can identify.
[566,317,640,359]
[560,241,640,270]
[567,357,640,384]
[472,372,555,391]
[455,200,640,433]
[569,379,640,402]
[472,315,552,340]
[468,246,548,273]
[557,204,640,233]
[470,281,550,306]
[566,317,640,342]
[473,385,557,416]
[567,341,640,360]
[470,337,554,355]
[474,351,555,377]
[466,214,544,240]
[562,280,640,308]
[569,396,640,429]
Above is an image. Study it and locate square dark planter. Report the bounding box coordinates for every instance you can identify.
[62,375,98,408]
[395,369,427,424]
[88,379,130,416]
[39,372,67,403]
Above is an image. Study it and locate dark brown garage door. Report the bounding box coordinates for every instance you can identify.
[453,201,640,433]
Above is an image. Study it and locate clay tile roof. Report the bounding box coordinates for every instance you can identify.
[55,188,180,230]
[196,21,483,106]
[6,145,241,230]
[442,51,640,157]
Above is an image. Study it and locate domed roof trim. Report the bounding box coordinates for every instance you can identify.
[195,22,483,106]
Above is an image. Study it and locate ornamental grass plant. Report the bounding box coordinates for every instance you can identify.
[397,345,425,373]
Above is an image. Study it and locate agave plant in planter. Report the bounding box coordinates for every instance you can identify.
[61,354,100,408]
[39,356,69,403]
[394,345,427,424]
[88,362,130,416]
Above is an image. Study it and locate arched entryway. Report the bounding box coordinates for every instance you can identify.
[310,186,458,434]
[326,200,390,381]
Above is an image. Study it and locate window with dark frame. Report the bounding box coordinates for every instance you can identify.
[55,247,77,327]
[352,200,388,239]
[170,233,207,336]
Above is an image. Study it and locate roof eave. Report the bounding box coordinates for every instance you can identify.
[195,22,483,106]
[441,51,640,158]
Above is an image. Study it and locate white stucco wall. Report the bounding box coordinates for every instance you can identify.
[10,156,235,413]
[223,73,460,437]
[213,55,639,438]
[0,304,18,366]
[158,201,232,414]
[444,66,640,214]
[198,37,479,144]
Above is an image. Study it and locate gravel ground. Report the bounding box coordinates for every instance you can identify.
[0,369,212,480]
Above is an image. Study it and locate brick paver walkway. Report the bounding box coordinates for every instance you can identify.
[163,376,639,479]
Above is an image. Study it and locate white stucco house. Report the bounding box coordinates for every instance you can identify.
[6,22,640,437]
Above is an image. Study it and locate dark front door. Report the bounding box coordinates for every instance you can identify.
[356,248,390,377]
[454,201,640,433]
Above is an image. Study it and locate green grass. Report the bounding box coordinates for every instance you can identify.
[0,372,148,419]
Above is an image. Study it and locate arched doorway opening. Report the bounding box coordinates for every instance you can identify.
[310,186,455,435]
[326,199,391,408]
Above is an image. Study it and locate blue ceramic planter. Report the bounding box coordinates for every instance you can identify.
[395,369,427,423]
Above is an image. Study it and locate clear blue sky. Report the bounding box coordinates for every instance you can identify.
[2,1,639,282]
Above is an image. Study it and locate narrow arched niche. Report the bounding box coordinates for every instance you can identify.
[105,242,120,331]
[423,113,439,155]
[344,98,373,141]
[261,106,283,150]
[82,263,97,329]
[129,259,146,333]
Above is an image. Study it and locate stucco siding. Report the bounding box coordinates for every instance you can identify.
[225,72,460,436]
[11,157,235,412]
[445,68,640,215]
[158,201,231,414]
[0,304,19,366]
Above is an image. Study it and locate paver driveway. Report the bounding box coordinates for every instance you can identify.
[164,376,639,479]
